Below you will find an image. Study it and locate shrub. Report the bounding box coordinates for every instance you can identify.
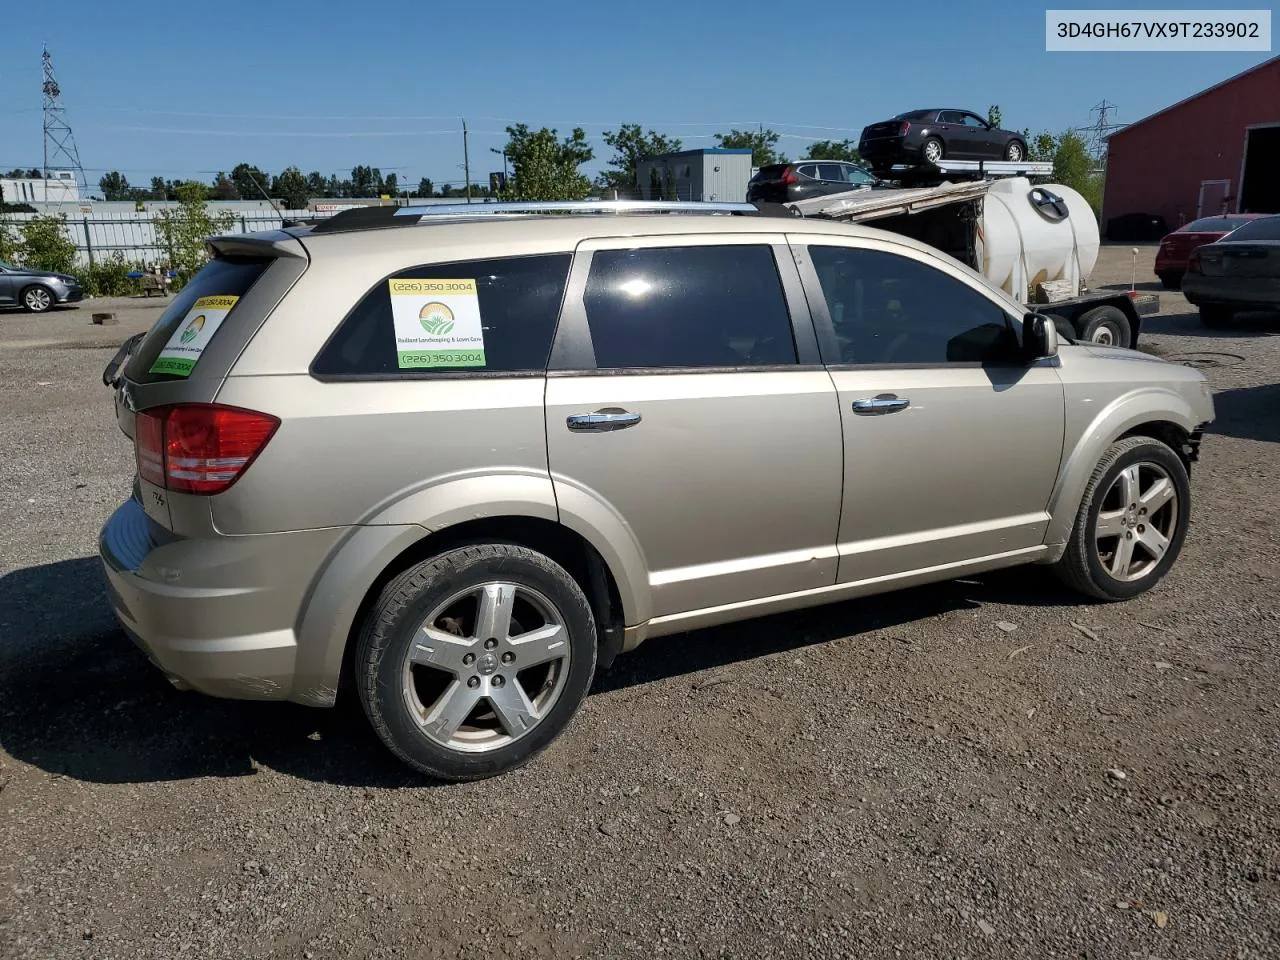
[83,253,143,297]
[18,215,78,274]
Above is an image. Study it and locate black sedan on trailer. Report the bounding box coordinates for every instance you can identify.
[859,109,1028,176]
[1181,214,1280,327]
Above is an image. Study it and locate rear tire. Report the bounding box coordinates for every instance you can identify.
[1199,305,1232,328]
[20,285,54,313]
[1157,271,1182,290]
[1078,305,1133,348]
[1052,436,1191,601]
[355,544,597,782]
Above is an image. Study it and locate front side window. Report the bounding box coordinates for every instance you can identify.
[583,245,797,369]
[808,245,1019,365]
[313,253,571,377]
[961,114,988,128]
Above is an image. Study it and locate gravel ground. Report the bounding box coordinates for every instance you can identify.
[2,253,1279,960]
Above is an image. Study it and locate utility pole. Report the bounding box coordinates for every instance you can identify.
[462,118,472,204]
[41,45,88,209]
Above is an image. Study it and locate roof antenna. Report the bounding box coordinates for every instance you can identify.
[244,171,296,227]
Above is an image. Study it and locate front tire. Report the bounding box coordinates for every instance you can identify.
[1053,436,1191,601]
[1005,141,1025,162]
[356,544,598,781]
[1078,305,1132,347]
[921,137,944,165]
[20,285,54,313]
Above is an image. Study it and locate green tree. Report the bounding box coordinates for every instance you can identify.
[18,215,78,274]
[416,177,434,197]
[500,124,594,201]
[272,166,310,209]
[1025,131,1058,162]
[4,168,42,179]
[350,165,377,197]
[804,139,861,162]
[1051,130,1103,217]
[230,163,269,201]
[713,128,784,167]
[99,171,131,201]
[210,172,239,201]
[149,176,171,200]
[306,172,328,197]
[383,172,399,197]
[597,124,682,191]
[154,181,235,286]
[987,105,1002,129]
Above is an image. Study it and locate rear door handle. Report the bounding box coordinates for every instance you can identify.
[566,409,642,432]
[852,395,910,415]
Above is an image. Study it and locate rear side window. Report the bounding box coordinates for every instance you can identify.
[312,254,571,378]
[125,256,271,383]
[583,245,797,369]
[1222,216,1280,241]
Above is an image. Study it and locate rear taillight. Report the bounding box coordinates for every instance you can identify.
[899,121,911,135]
[135,404,279,495]
[781,166,799,185]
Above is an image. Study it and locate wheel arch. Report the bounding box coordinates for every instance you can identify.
[291,504,648,708]
[1044,391,1202,546]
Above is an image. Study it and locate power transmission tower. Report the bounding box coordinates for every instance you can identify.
[1076,99,1125,172]
[41,45,89,209]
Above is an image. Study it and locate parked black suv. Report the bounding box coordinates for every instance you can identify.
[746,160,877,204]
[859,109,1027,175]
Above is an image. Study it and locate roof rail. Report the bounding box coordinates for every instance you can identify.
[396,200,760,217]
[307,199,762,234]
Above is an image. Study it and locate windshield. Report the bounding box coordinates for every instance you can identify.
[1222,216,1280,242]
[1182,216,1256,232]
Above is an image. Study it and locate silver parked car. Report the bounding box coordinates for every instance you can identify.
[99,200,1215,781]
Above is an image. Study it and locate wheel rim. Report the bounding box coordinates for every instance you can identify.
[1008,144,1023,161]
[924,141,942,162]
[402,582,571,753]
[26,288,51,310]
[1094,462,1179,582]
[1090,323,1118,345]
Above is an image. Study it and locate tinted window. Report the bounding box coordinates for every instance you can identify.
[960,114,987,128]
[841,164,876,185]
[313,254,570,377]
[1222,216,1280,241]
[1183,216,1254,232]
[753,164,789,181]
[795,164,820,179]
[894,110,935,120]
[125,255,272,383]
[808,245,1019,365]
[816,163,846,182]
[584,245,797,369]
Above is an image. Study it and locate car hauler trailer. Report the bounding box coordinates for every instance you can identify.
[786,164,1158,348]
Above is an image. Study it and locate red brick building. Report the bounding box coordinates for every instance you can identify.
[1103,55,1280,236]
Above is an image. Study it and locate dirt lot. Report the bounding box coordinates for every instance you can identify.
[2,248,1278,960]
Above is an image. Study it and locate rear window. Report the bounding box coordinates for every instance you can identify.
[751,164,789,181]
[1221,216,1280,242]
[1182,216,1255,233]
[125,256,272,383]
[312,253,571,378]
[893,110,935,120]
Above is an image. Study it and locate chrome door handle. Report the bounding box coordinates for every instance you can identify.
[566,409,642,432]
[851,395,910,415]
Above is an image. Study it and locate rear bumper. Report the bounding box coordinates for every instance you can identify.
[1182,276,1280,308]
[859,137,921,164]
[98,497,346,703]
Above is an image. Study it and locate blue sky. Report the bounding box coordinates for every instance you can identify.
[0,0,1272,191]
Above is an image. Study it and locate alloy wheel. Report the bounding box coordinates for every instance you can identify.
[402,581,571,753]
[24,287,52,311]
[1094,462,1179,582]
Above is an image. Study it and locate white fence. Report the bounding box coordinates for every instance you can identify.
[0,209,314,267]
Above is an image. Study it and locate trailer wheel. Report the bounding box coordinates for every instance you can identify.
[1078,306,1132,348]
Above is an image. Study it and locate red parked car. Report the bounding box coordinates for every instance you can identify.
[1155,214,1267,289]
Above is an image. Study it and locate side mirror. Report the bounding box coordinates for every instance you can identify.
[1021,312,1059,362]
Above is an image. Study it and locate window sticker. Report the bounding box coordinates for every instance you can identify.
[389,279,486,369]
[149,295,240,376]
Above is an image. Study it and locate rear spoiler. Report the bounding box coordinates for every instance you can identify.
[206,231,308,261]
